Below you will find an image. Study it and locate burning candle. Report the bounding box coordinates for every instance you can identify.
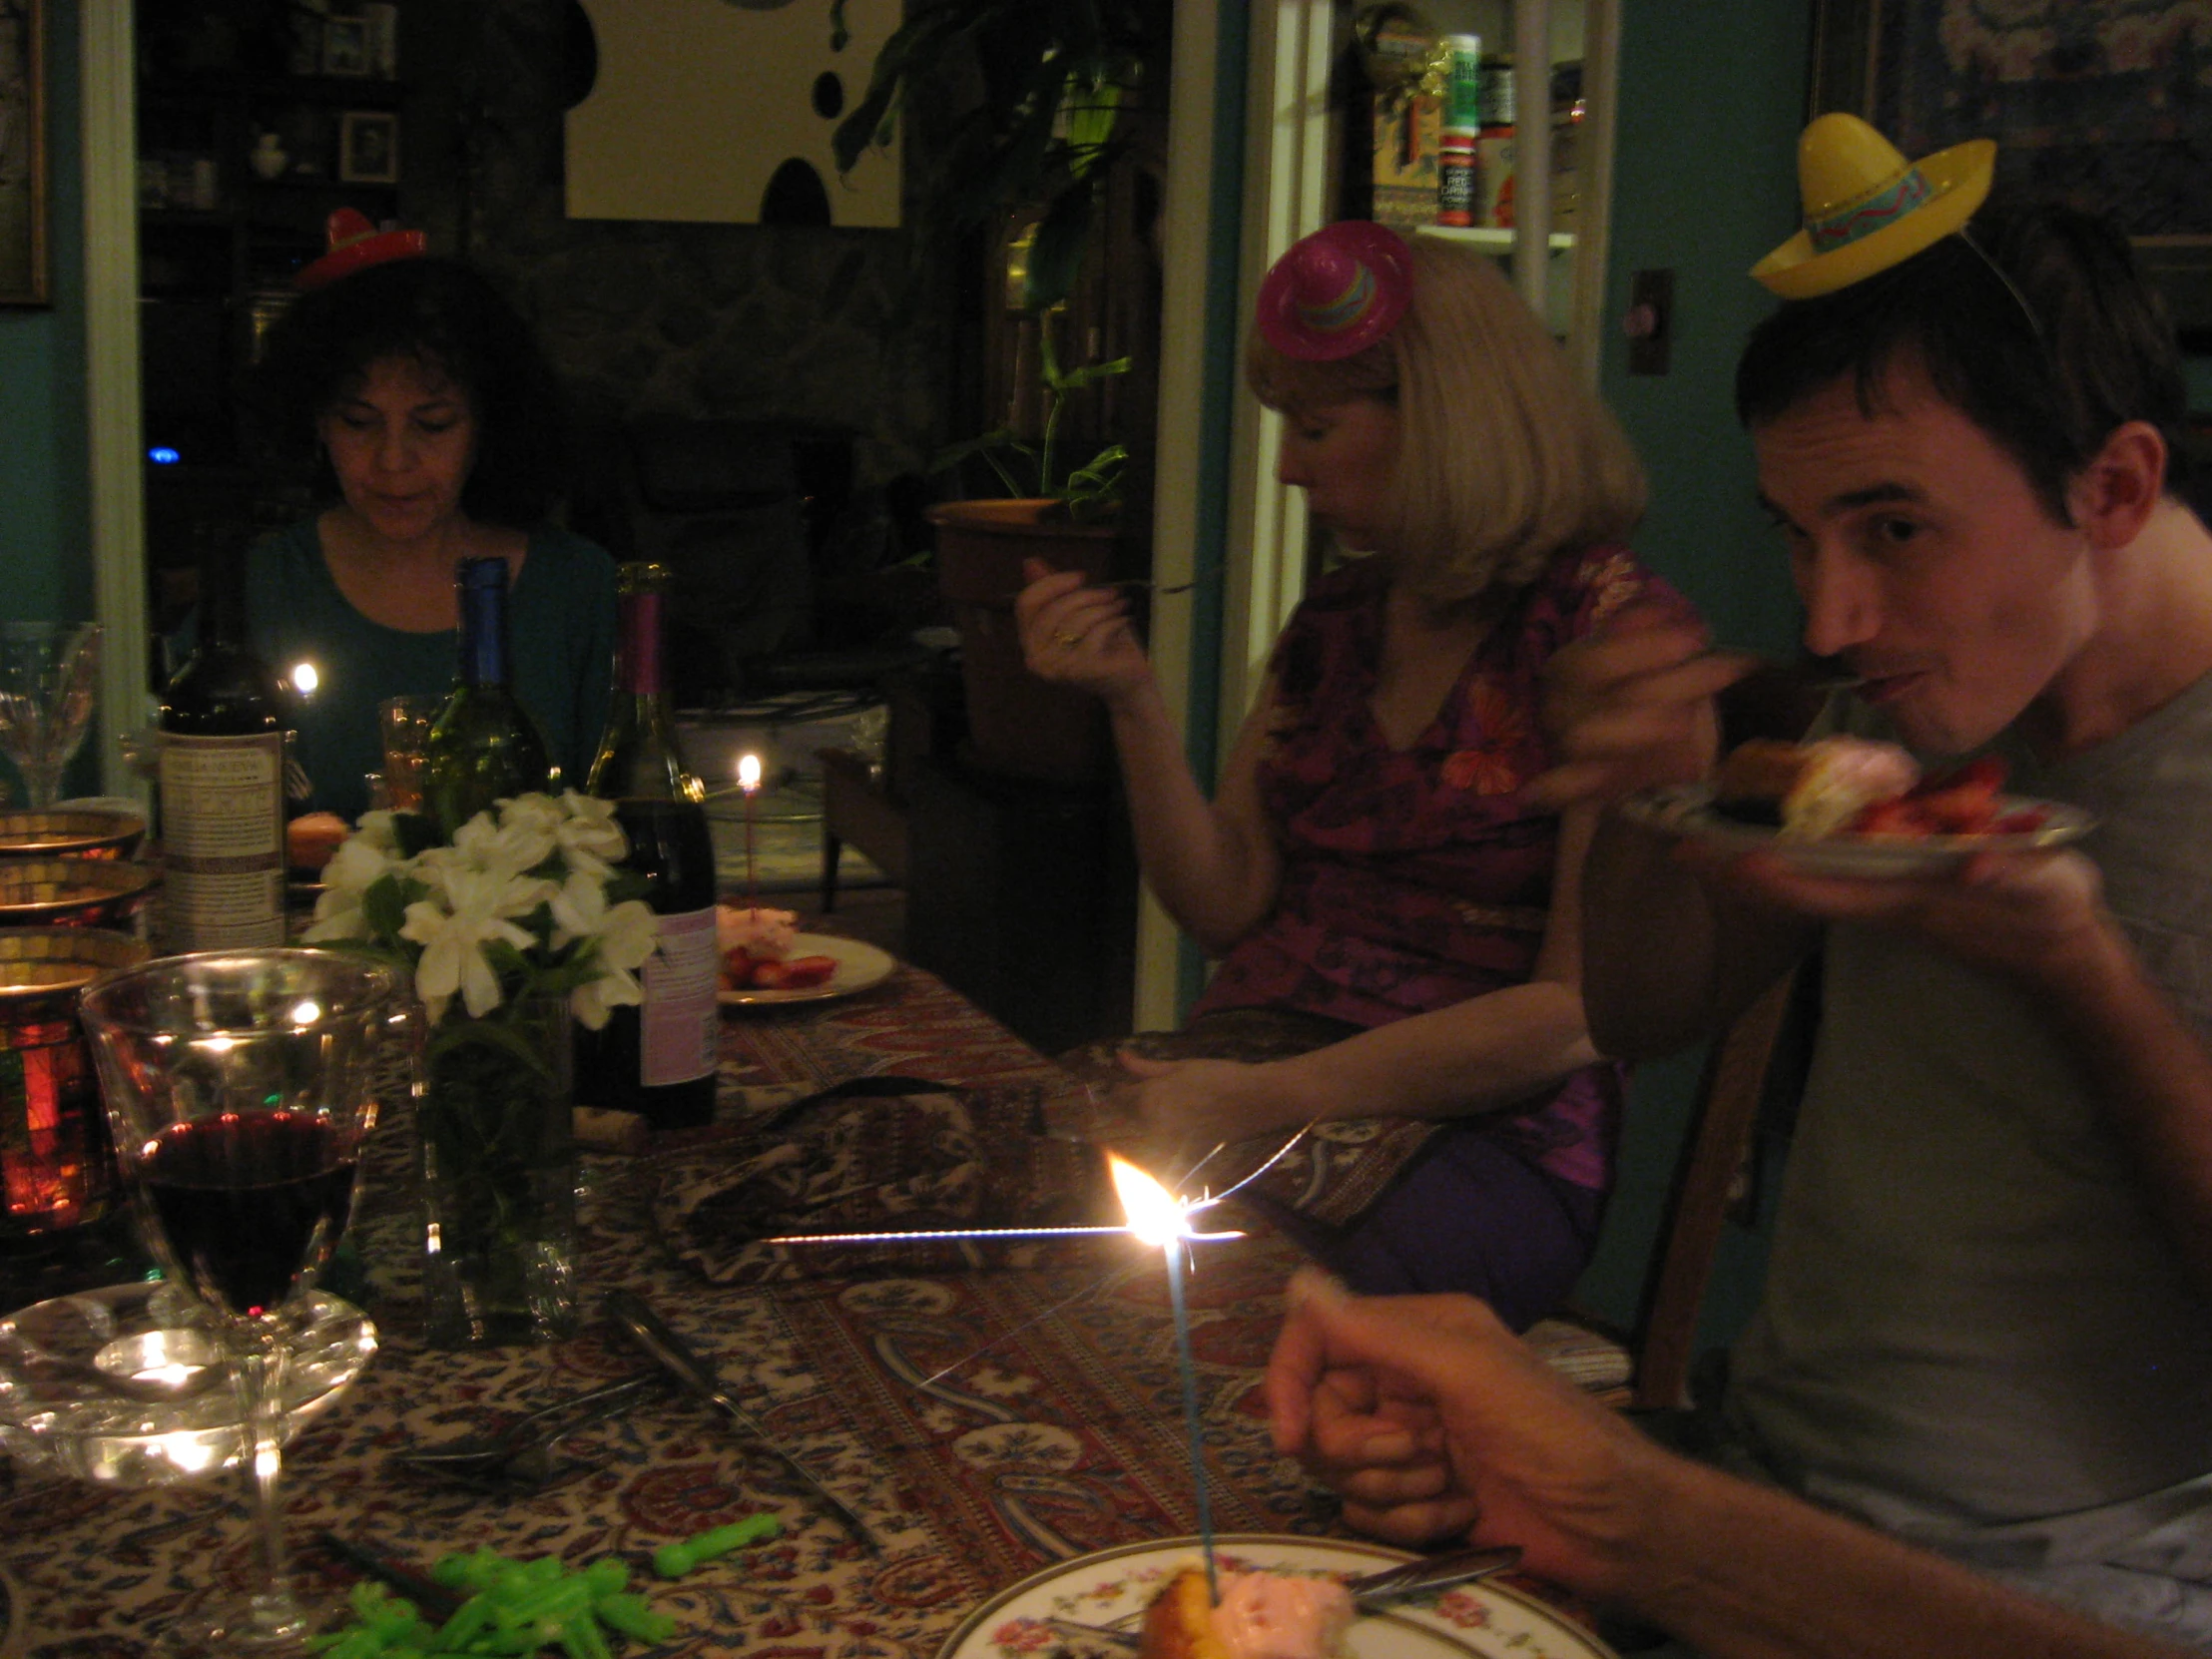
[737,753,762,904]
[1110,1153,1220,1603]
[289,661,319,701]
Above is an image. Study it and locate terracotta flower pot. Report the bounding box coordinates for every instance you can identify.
[927,500,1121,786]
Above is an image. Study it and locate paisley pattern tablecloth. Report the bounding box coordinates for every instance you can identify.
[0,961,1341,1657]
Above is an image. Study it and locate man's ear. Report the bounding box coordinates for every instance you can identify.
[2069,420,2167,550]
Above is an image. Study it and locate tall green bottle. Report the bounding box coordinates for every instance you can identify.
[575,563,719,1130]
[422,556,553,838]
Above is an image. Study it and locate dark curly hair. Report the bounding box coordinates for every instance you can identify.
[247,257,570,528]
[1736,196,2192,527]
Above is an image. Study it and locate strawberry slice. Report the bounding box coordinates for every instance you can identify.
[779,955,838,988]
[721,946,757,989]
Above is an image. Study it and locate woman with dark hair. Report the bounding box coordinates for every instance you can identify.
[242,233,617,820]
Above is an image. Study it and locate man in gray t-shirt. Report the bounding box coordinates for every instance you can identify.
[1537,121,2212,1645]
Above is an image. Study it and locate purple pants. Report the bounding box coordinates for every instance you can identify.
[1237,1123,1604,1332]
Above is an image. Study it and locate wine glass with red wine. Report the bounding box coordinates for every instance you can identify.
[79,949,406,1655]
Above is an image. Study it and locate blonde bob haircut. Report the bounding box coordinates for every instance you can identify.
[1246,238,1647,605]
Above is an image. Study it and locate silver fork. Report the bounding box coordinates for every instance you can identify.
[388,1371,667,1492]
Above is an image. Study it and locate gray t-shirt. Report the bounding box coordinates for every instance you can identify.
[1724,672,2212,1633]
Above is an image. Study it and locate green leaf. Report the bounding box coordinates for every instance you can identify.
[1062,77,1124,172]
[389,812,444,859]
[1053,354,1132,392]
[1022,181,1096,312]
[361,873,412,946]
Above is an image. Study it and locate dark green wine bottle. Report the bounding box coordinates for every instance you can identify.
[576,563,720,1130]
[423,556,553,838]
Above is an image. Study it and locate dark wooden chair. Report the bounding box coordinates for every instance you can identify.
[1527,966,1803,1408]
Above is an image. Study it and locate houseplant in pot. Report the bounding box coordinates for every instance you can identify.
[832,0,1167,785]
[925,335,1132,784]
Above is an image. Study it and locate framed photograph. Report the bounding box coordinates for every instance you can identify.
[337,111,398,185]
[322,16,370,78]
[0,0,48,306]
[1811,0,2212,346]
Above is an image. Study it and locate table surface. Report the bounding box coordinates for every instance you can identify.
[0,958,1347,1656]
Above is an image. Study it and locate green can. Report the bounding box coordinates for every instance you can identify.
[1442,34,1482,133]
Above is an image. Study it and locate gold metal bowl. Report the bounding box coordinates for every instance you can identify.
[0,927,150,1012]
[0,809,147,861]
[0,859,158,929]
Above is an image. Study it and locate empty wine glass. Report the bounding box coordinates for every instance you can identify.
[80,949,407,1655]
[0,621,102,809]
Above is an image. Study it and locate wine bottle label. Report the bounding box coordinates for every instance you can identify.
[640,906,719,1087]
[158,731,286,950]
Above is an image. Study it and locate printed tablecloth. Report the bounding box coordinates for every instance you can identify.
[0,961,1339,1656]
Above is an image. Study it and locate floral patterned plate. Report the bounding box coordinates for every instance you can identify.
[717,933,896,1007]
[935,1535,1615,1659]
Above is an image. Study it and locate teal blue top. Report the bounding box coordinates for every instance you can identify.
[243,519,619,821]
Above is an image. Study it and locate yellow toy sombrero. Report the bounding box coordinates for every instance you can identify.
[1752,113,1995,298]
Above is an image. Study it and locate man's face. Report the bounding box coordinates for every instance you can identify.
[1752,362,2100,756]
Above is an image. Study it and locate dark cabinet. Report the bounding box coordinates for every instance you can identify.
[905,755,1137,1056]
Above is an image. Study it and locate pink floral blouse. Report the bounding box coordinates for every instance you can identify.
[1188,543,1683,1190]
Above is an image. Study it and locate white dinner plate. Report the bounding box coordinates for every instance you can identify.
[934,1535,1615,1659]
[1619,783,2095,878]
[717,932,896,1007]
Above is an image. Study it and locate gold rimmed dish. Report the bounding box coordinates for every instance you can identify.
[0,859,158,929]
[935,1535,1614,1659]
[0,808,146,861]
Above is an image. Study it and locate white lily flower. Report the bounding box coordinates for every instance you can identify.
[552,792,628,878]
[548,873,658,968]
[452,808,557,879]
[301,881,368,941]
[352,810,401,854]
[571,960,643,1030]
[321,833,396,898]
[597,897,659,971]
[401,863,543,1021]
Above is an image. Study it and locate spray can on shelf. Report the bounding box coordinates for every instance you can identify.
[1476,56,1517,230]
[1436,34,1481,229]
[1438,133,1478,227]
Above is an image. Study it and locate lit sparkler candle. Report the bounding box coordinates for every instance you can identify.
[1110,1152,1222,1603]
[737,753,762,903]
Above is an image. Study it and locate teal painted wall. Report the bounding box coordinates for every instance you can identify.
[0,0,88,627]
[1568,0,1813,1347]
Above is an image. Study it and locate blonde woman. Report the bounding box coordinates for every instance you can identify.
[1016,224,1693,1324]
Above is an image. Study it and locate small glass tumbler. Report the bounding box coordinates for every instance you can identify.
[376,695,438,814]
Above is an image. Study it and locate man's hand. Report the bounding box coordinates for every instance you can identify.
[1529,601,1749,812]
[1266,1272,1666,1601]
[1682,841,2116,992]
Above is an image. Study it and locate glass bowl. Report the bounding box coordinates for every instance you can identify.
[0,1282,375,1485]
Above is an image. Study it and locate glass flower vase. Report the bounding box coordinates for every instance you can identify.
[417,993,580,1348]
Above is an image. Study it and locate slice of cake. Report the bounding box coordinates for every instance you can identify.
[1140,1568,1354,1659]
[1712,736,1921,838]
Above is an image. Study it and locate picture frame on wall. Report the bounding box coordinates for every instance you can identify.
[0,0,48,307]
[1810,0,2212,348]
[322,16,371,79]
[337,111,398,185]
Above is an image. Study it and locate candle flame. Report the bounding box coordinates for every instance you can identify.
[290,662,318,697]
[1108,1152,1189,1248]
[738,754,763,791]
